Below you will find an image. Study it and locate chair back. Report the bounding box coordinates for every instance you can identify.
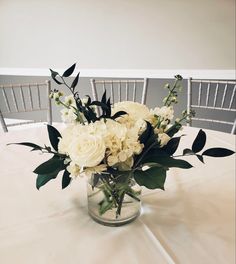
[0,80,52,132]
[187,78,236,134]
[90,79,148,105]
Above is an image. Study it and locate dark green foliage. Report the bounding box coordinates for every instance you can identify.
[162,137,181,156]
[7,142,42,151]
[134,167,166,189]
[47,125,61,151]
[62,169,71,189]
[62,63,76,77]
[202,148,235,157]
[33,156,65,175]
[192,129,206,153]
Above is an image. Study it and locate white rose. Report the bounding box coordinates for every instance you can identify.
[69,134,106,168]
[58,125,75,154]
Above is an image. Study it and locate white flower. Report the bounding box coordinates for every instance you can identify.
[150,106,174,121]
[66,162,80,178]
[64,95,75,106]
[107,155,119,166]
[84,164,107,177]
[60,108,77,123]
[158,133,171,147]
[112,101,150,127]
[69,133,106,168]
[58,125,75,155]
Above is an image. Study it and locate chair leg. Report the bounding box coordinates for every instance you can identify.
[0,110,8,132]
[231,118,236,135]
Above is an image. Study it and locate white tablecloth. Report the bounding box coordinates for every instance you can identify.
[0,124,235,264]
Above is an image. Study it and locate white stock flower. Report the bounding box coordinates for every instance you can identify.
[158,133,171,147]
[64,95,75,106]
[84,164,107,177]
[66,162,80,178]
[150,106,174,121]
[60,108,77,123]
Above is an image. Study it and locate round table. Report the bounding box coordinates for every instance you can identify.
[0,124,235,264]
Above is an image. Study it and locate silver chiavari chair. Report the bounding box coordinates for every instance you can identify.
[0,80,52,132]
[187,78,236,134]
[90,79,148,115]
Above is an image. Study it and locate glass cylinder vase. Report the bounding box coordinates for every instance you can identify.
[87,174,142,226]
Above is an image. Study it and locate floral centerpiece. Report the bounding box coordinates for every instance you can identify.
[11,64,234,226]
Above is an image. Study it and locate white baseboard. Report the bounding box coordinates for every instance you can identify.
[0,68,235,79]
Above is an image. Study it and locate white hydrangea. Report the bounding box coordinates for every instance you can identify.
[112,101,150,128]
[58,116,144,174]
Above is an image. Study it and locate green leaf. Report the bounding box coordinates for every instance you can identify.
[111,111,127,120]
[142,155,193,169]
[71,72,80,89]
[91,174,100,189]
[99,199,114,215]
[90,101,108,109]
[196,154,204,163]
[7,142,42,151]
[134,167,166,190]
[33,156,65,175]
[36,171,59,190]
[162,137,181,155]
[166,123,182,137]
[101,90,107,105]
[183,148,194,155]
[49,69,63,85]
[139,122,153,145]
[62,63,76,77]
[47,125,61,151]
[106,98,111,117]
[202,148,235,157]
[62,169,71,189]
[192,129,206,153]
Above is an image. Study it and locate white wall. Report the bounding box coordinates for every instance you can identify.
[0,0,235,70]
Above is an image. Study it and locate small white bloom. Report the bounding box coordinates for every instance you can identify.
[107,155,119,166]
[84,164,107,177]
[158,133,171,147]
[60,108,77,123]
[150,106,174,121]
[66,162,80,178]
[64,95,75,106]
[118,151,127,162]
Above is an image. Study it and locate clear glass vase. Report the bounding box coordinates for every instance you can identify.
[87,174,142,226]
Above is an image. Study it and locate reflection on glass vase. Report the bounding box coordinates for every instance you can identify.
[87,174,142,226]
